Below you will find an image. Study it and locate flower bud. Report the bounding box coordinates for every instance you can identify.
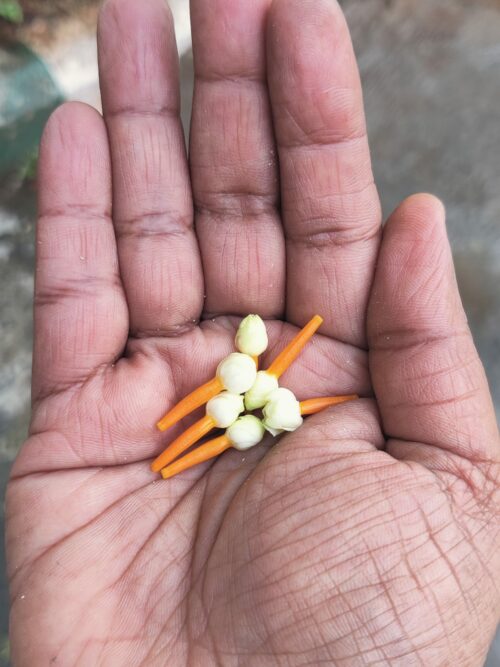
[227,415,266,451]
[262,387,303,434]
[244,371,279,411]
[206,392,244,428]
[216,353,257,394]
[235,314,268,356]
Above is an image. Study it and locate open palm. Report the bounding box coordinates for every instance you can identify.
[7,0,500,664]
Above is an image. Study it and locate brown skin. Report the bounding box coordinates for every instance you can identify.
[6,0,500,664]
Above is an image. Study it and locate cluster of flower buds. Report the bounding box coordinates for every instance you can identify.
[152,315,357,479]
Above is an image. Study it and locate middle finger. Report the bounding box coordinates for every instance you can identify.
[189,0,285,319]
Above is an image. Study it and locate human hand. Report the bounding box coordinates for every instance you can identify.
[7,0,500,664]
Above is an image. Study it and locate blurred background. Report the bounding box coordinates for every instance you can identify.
[1,0,499,664]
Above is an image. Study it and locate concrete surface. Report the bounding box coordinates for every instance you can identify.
[1,0,499,663]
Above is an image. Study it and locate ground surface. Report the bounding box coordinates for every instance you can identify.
[1,0,499,664]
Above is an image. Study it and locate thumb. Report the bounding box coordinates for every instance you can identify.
[368,194,499,470]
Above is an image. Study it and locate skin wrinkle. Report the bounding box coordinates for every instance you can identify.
[128,321,200,340]
[417,505,472,608]
[115,532,193,657]
[364,554,426,664]
[330,595,387,659]
[38,207,113,222]
[296,146,372,200]
[390,388,480,410]
[114,211,193,239]
[278,123,368,151]
[8,466,108,559]
[284,347,364,393]
[284,183,379,232]
[249,466,397,546]
[223,478,476,660]
[369,329,470,352]
[195,68,266,84]
[389,439,500,490]
[263,503,423,587]
[245,535,386,605]
[325,589,400,660]
[388,369,476,412]
[400,349,480,384]
[233,479,436,599]
[386,415,483,460]
[444,466,497,512]
[282,156,375,215]
[9,473,153,591]
[331,598,432,663]
[104,104,181,120]
[194,194,278,218]
[448,509,500,596]
[254,576,402,664]
[37,488,193,664]
[28,425,88,472]
[12,462,188,553]
[31,365,102,410]
[114,124,182,204]
[76,583,170,665]
[254,452,398,518]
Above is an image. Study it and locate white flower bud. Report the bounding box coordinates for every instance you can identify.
[206,392,244,428]
[262,388,303,434]
[217,353,257,394]
[244,371,279,411]
[235,314,268,357]
[227,415,266,451]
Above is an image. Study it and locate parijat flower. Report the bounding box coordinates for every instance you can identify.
[159,395,359,480]
[244,371,279,411]
[227,415,267,450]
[216,353,257,394]
[151,314,359,479]
[262,387,303,435]
[156,315,322,432]
[235,314,269,357]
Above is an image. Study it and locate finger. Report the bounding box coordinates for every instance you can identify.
[368,194,500,464]
[33,102,128,404]
[189,0,285,318]
[98,0,204,337]
[267,0,381,346]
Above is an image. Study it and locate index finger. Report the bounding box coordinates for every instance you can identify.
[98,0,204,338]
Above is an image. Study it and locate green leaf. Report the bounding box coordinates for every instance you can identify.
[0,635,10,665]
[19,147,39,183]
[0,0,24,24]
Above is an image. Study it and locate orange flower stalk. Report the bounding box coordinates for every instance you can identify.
[156,377,222,432]
[244,315,324,411]
[267,315,323,378]
[300,395,358,415]
[161,435,232,480]
[152,414,215,472]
